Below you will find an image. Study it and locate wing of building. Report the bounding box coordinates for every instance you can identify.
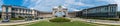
[76,4,118,19]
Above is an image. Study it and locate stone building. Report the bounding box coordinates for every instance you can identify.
[76,4,118,18]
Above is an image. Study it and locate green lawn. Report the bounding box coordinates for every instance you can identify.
[26,21,120,26]
[0,18,2,20]
[27,21,97,26]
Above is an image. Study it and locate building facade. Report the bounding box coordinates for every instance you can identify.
[76,4,118,18]
[75,11,82,17]
[1,5,38,22]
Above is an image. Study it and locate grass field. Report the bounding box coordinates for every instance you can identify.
[2,21,120,26]
[26,21,120,26]
[27,21,98,26]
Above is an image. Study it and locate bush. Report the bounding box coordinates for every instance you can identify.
[105,18,120,21]
[11,16,25,20]
[10,18,24,20]
[0,18,1,20]
[49,17,71,22]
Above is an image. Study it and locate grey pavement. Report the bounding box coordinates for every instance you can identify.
[71,18,120,25]
[0,19,48,25]
[0,18,120,26]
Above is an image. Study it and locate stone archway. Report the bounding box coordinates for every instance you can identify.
[52,6,68,17]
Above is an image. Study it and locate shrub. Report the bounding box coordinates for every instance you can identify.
[105,18,120,21]
[49,17,71,22]
[10,16,25,20]
[0,18,1,20]
[10,18,24,20]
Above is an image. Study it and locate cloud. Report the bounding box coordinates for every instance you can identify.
[21,0,116,12]
[64,0,95,7]
[98,0,116,4]
[0,0,2,6]
[22,0,87,12]
[72,8,80,11]
[22,0,39,7]
[98,0,120,11]
[114,0,120,11]
[64,0,96,12]
[0,0,3,11]
[22,0,66,12]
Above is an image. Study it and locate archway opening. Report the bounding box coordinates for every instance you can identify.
[55,11,65,17]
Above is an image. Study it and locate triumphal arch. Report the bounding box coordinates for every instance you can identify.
[52,6,68,17]
[38,6,76,17]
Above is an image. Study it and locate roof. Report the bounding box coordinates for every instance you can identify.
[2,5,27,8]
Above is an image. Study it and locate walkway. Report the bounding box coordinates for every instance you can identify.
[71,18,120,25]
[0,18,120,26]
[0,19,48,26]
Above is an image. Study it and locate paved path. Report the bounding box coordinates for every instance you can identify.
[0,19,48,26]
[0,20,26,24]
[71,18,120,25]
[0,18,120,26]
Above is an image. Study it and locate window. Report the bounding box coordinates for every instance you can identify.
[105,7,108,10]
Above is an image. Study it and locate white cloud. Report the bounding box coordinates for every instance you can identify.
[21,0,96,12]
[65,0,95,6]
[98,0,116,4]
[23,0,66,12]
[73,9,80,11]
[22,0,29,5]
[28,0,42,8]
[65,0,84,6]
[114,0,120,11]
[98,0,120,11]
[0,1,2,7]
[64,0,95,12]
[22,0,42,7]
[0,0,3,11]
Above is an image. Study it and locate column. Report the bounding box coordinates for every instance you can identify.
[18,9,20,13]
[2,6,11,22]
[1,6,6,21]
[52,10,55,17]
[65,11,68,17]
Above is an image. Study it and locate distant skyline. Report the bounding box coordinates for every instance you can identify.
[0,0,120,12]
